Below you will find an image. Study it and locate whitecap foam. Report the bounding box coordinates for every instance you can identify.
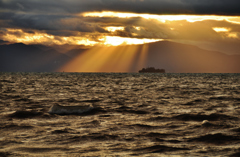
[48,104,94,115]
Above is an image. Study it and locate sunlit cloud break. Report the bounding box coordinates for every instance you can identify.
[212,27,230,32]
[212,27,239,39]
[82,11,240,24]
[2,29,161,46]
[105,26,125,32]
[2,29,98,46]
[99,36,161,46]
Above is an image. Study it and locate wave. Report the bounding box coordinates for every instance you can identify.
[230,151,240,157]
[14,147,71,153]
[133,145,189,153]
[8,110,43,118]
[187,133,239,144]
[48,104,94,115]
[173,113,238,121]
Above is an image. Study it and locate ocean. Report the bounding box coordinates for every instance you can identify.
[0,72,240,156]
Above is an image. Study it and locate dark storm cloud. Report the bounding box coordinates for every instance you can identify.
[184,0,240,15]
[0,12,107,36]
[0,0,103,14]
[1,0,240,15]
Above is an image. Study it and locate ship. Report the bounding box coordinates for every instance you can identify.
[139,67,165,73]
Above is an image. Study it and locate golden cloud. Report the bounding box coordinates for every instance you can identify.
[2,28,161,46]
[82,11,240,24]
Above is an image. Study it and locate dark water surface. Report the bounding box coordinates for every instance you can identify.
[0,73,240,156]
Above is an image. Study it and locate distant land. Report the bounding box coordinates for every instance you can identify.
[0,43,71,72]
[0,41,240,73]
[145,41,240,73]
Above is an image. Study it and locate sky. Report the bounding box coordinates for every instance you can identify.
[1,0,240,72]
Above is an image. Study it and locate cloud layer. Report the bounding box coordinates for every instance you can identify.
[0,0,240,54]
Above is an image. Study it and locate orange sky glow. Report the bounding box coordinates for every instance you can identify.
[2,11,240,47]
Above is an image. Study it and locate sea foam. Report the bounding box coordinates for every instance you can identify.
[49,104,94,115]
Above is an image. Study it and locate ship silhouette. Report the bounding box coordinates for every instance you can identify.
[139,67,165,73]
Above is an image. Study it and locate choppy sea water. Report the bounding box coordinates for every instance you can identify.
[0,72,240,157]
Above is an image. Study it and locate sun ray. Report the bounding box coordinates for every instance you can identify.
[137,44,149,70]
[59,44,150,72]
